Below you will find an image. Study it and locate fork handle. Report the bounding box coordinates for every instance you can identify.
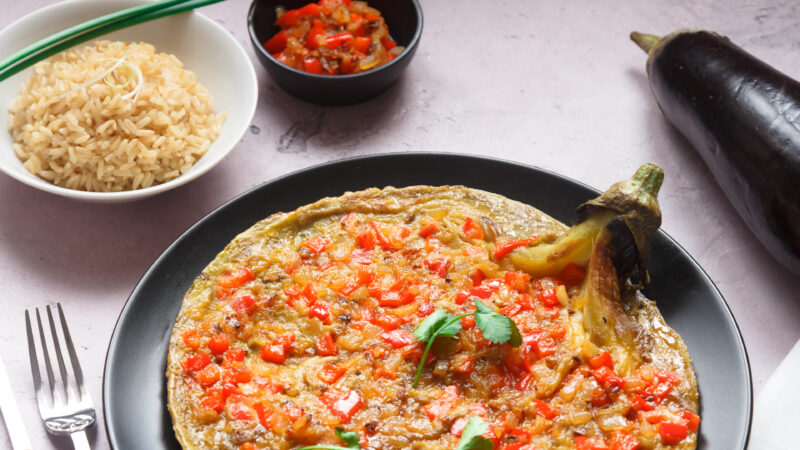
[70,431,91,450]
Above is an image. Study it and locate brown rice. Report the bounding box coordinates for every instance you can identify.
[7,40,225,192]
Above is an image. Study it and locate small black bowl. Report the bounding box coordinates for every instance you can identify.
[247,0,423,105]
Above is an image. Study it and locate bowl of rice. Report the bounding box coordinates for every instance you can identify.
[0,0,258,202]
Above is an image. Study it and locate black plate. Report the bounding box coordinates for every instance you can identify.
[103,153,752,449]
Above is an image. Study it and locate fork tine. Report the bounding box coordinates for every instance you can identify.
[35,308,59,405]
[46,304,76,403]
[56,303,88,399]
[25,310,46,409]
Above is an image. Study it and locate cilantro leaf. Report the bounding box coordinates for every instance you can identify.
[474,299,522,347]
[413,308,462,341]
[456,417,493,450]
[335,426,361,449]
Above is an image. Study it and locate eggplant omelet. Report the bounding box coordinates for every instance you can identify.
[167,165,699,449]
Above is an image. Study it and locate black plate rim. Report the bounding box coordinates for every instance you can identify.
[102,151,752,449]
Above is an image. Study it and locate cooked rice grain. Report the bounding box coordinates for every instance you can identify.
[8,41,225,192]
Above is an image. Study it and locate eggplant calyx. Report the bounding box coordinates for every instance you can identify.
[577,163,663,285]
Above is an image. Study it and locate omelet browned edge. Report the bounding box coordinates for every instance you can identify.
[166,185,699,450]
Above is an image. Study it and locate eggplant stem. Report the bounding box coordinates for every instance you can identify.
[632,163,664,198]
[630,32,661,54]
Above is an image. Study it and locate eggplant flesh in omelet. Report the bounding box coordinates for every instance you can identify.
[167,164,699,450]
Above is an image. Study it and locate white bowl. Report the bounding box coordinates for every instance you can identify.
[0,0,258,202]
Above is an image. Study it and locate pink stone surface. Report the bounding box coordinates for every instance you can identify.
[1,0,799,448]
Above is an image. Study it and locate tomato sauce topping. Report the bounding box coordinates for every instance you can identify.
[264,0,404,75]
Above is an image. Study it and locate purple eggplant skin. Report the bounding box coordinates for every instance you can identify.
[632,30,800,275]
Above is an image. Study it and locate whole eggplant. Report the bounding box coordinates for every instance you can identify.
[631,30,800,275]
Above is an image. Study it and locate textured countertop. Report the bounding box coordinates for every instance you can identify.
[1,0,799,448]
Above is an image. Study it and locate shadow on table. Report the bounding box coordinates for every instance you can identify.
[255,73,414,157]
[0,167,232,297]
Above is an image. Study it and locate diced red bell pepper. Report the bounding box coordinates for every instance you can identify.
[304,57,323,74]
[455,279,500,304]
[275,333,295,351]
[592,366,625,389]
[325,32,354,49]
[609,431,640,450]
[658,421,688,445]
[574,436,609,450]
[207,334,229,355]
[450,417,468,437]
[264,30,288,54]
[224,348,245,365]
[523,330,557,359]
[470,269,486,287]
[301,236,330,254]
[589,351,614,370]
[423,257,451,278]
[231,293,258,315]
[332,390,362,422]
[261,344,287,364]
[499,302,522,317]
[357,227,377,250]
[381,37,397,51]
[461,314,476,329]
[224,367,253,385]
[254,401,293,432]
[181,353,210,373]
[534,399,557,419]
[195,364,221,386]
[682,411,700,432]
[318,364,346,384]
[340,55,356,74]
[537,288,561,307]
[254,402,271,428]
[452,354,475,374]
[350,248,373,264]
[369,222,392,249]
[276,3,321,28]
[380,329,415,348]
[504,271,530,291]
[321,389,363,423]
[418,221,439,238]
[559,262,587,285]
[424,385,458,420]
[505,428,531,445]
[182,329,200,349]
[309,301,331,324]
[378,290,414,307]
[285,283,317,308]
[316,332,337,356]
[493,236,539,259]
[200,389,225,412]
[462,217,484,240]
[629,394,654,412]
[218,267,255,289]
[373,313,401,330]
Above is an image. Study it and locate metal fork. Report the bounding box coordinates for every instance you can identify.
[25,304,95,449]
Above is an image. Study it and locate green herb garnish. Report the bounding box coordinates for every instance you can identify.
[297,426,361,450]
[456,417,494,450]
[412,298,521,388]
